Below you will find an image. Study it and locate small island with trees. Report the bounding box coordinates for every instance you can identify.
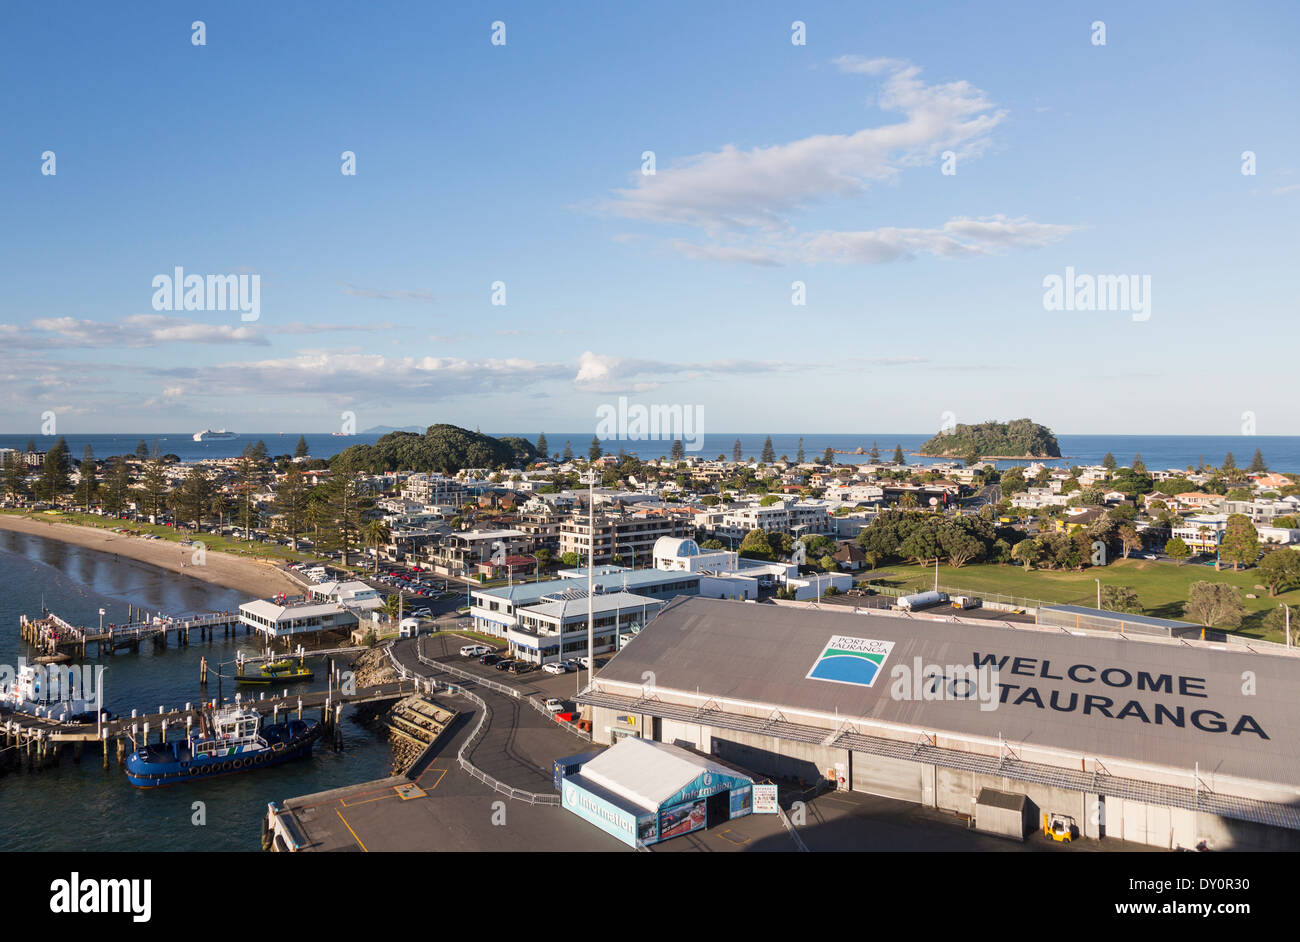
[919,418,1062,460]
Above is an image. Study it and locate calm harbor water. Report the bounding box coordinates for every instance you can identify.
[0,531,393,852]
[3,432,1299,472]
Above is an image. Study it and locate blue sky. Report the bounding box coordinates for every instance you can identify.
[1,1,1297,437]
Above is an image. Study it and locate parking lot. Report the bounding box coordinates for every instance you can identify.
[415,631,601,715]
[287,560,473,613]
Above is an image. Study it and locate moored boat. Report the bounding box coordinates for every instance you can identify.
[0,664,109,723]
[236,662,314,685]
[124,703,320,787]
[235,656,314,685]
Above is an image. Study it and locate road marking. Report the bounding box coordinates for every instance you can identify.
[336,809,368,852]
[418,767,448,790]
[340,792,393,807]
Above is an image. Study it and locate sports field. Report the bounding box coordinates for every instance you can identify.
[865,557,1299,643]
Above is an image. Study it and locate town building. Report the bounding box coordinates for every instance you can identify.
[559,512,691,567]
[580,596,1300,851]
[507,589,664,664]
[469,566,701,638]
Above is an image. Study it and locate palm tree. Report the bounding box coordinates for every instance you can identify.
[378,592,403,631]
[362,519,392,573]
[1197,526,1219,570]
[304,494,329,546]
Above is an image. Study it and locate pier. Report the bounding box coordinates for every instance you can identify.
[20,609,245,658]
[0,679,420,774]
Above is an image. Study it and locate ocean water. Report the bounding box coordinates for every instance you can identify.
[2,432,1298,473]
[0,530,393,852]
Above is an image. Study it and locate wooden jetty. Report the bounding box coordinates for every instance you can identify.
[0,679,422,774]
[20,609,246,658]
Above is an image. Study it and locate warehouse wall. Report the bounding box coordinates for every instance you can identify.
[850,752,923,802]
[595,707,1300,850]
[709,729,844,786]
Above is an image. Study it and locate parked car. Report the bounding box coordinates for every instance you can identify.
[479,653,503,666]
[542,698,565,713]
[509,661,534,674]
[541,661,569,674]
[460,644,491,657]
[494,659,516,671]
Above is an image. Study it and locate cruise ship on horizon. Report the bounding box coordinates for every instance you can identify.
[193,428,237,442]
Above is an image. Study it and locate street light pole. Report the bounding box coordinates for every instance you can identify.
[1095,578,1101,609]
[586,471,595,692]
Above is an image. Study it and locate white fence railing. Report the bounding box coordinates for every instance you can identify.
[394,638,561,806]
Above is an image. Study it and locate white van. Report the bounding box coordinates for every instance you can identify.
[459,644,491,658]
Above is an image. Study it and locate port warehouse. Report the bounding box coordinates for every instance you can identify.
[579,597,1300,850]
[557,737,759,847]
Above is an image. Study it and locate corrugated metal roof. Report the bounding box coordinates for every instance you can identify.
[592,597,1300,789]
[578,737,746,811]
[1039,604,1200,632]
[976,788,1027,812]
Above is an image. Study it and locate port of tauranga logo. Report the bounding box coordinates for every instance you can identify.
[806,636,896,687]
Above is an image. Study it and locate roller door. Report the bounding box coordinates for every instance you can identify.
[850,752,923,803]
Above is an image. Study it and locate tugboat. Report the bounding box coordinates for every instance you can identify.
[124,703,321,787]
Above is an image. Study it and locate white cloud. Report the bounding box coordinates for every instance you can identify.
[0,316,268,349]
[602,59,1005,233]
[574,350,816,394]
[276,321,395,334]
[164,351,570,403]
[341,284,434,303]
[599,58,1076,266]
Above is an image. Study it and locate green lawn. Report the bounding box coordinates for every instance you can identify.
[449,630,507,649]
[863,558,1299,643]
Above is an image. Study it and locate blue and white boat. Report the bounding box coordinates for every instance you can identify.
[0,664,109,723]
[125,703,321,787]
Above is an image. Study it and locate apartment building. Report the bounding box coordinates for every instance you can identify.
[424,528,531,573]
[1222,497,1300,525]
[559,512,691,566]
[1170,514,1228,554]
[399,472,469,510]
[693,500,833,543]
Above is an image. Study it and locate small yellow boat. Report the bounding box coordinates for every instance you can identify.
[236,660,314,685]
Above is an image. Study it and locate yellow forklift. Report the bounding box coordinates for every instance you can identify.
[1043,812,1077,843]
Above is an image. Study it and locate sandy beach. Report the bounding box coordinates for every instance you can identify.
[0,515,300,598]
